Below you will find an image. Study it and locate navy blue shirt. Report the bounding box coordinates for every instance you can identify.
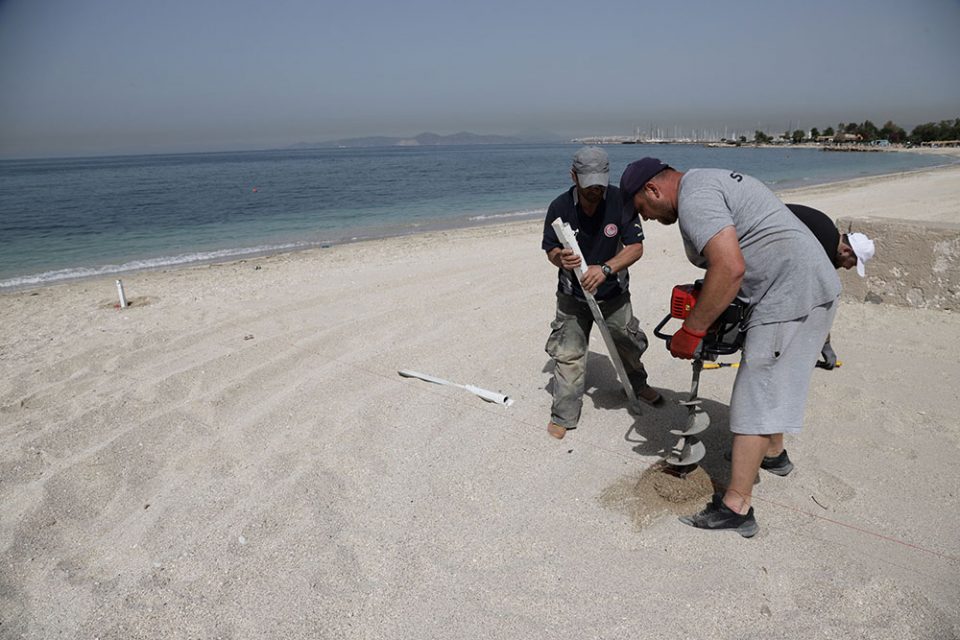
[786,203,840,268]
[542,184,644,301]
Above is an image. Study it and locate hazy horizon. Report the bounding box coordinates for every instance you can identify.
[1,0,958,159]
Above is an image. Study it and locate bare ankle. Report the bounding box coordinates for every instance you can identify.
[723,491,751,515]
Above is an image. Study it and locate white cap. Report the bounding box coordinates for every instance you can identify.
[848,232,875,277]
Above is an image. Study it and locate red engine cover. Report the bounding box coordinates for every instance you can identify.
[670,284,699,319]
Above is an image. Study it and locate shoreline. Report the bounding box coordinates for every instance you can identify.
[0,209,549,293]
[775,157,960,200]
[3,155,958,295]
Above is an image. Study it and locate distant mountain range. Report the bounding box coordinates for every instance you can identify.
[289,131,567,149]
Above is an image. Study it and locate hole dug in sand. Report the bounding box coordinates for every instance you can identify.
[599,462,716,529]
[99,296,157,310]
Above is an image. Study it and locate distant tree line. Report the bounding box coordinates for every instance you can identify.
[751,117,960,145]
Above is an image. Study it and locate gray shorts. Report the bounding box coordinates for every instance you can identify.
[729,298,838,435]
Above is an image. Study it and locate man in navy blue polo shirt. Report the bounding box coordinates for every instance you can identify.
[541,147,662,440]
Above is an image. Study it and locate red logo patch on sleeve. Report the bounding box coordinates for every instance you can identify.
[604,224,618,237]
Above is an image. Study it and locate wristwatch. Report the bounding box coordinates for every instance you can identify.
[601,263,613,277]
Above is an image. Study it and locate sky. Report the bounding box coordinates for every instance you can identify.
[0,0,958,158]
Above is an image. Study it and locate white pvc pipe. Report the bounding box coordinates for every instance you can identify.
[398,370,513,406]
[116,279,128,308]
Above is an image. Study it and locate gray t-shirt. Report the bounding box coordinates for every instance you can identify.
[678,169,841,328]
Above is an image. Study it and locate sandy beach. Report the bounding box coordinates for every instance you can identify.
[2,163,959,639]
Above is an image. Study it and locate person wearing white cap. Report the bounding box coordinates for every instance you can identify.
[541,147,662,441]
[786,203,876,275]
[786,203,876,367]
[846,232,876,277]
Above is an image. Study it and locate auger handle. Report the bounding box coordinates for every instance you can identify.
[653,313,673,343]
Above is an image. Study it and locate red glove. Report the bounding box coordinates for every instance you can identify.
[670,324,706,359]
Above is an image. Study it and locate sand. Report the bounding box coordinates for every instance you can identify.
[1,162,959,639]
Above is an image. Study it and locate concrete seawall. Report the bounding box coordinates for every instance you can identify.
[837,215,960,310]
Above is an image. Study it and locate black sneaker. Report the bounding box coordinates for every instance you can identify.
[679,493,759,538]
[760,450,794,476]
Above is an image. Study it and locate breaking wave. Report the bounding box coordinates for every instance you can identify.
[0,241,310,290]
[467,208,545,221]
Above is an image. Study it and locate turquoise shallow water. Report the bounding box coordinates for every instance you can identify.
[0,144,950,289]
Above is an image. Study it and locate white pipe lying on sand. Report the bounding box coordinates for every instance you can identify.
[398,370,513,406]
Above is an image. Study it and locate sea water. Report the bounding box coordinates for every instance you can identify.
[0,144,950,289]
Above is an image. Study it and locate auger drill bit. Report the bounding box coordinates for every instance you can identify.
[665,359,708,468]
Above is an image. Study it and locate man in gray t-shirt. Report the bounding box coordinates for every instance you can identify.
[619,157,841,538]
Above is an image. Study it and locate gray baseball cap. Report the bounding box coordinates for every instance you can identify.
[572,146,609,188]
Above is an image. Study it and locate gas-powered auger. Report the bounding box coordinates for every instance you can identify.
[653,280,747,470]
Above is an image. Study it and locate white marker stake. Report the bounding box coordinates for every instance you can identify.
[116,279,128,308]
[551,219,637,404]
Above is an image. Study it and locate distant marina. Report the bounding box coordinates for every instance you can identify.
[572,135,911,153]
[572,121,960,151]
[572,133,908,152]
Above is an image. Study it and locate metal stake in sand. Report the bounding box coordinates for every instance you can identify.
[116,279,128,308]
[550,219,637,406]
